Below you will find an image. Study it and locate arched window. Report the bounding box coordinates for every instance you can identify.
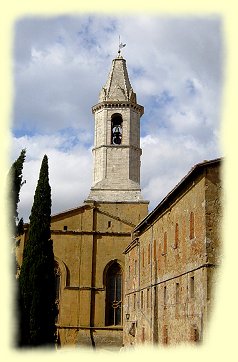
[111,113,123,145]
[105,262,122,326]
[190,212,195,239]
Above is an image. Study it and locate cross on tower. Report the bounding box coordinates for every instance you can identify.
[118,35,126,56]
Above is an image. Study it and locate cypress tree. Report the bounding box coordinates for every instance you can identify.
[8,149,26,236]
[18,155,56,348]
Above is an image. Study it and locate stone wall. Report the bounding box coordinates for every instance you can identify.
[123,161,222,346]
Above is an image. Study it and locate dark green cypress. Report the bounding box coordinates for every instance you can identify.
[18,155,56,348]
[8,149,26,236]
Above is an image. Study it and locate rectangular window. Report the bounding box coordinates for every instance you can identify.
[154,286,157,307]
[190,212,195,239]
[153,239,156,260]
[128,265,130,279]
[129,322,136,337]
[163,232,167,254]
[147,288,150,308]
[142,248,144,268]
[190,276,195,298]
[133,293,136,310]
[63,225,68,231]
[134,260,137,275]
[176,282,180,304]
[164,286,167,305]
[141,290,144,309]
[174,223,179,248]
[142,327,145,343]
[163,325,168,345]
[191,327,199,342]
[148,244,150,264]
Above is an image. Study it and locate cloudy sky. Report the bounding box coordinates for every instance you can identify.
[11,15,223,221]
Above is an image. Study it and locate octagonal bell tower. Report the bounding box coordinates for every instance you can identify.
[86,53,146,203]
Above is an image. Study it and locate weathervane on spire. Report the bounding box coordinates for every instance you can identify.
[118,35,126,56]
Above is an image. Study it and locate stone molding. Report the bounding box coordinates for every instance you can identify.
[92,100,144,116]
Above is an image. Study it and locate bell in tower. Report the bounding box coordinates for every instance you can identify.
[111,114,122,145]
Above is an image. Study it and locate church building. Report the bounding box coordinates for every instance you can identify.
[17,52,149,348]
[16,50,222,350]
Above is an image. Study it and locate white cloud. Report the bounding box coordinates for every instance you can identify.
[140,130,220,210]
[14,134,92,221]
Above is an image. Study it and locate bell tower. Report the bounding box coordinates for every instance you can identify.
[86,52,146,203]
[17,48,150,350]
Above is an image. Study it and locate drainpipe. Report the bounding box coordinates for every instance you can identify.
[150,224,153,342]
[89,202,97,348]
[138,235,140,344]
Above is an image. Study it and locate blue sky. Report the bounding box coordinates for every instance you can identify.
[12,15,223,221]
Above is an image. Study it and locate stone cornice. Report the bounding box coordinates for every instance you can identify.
[123,237,140,254]
[92,144,142,153]
[51,230,131,237]
[92,100,144,116]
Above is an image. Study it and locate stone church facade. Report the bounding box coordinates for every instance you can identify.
[16,52,222,349]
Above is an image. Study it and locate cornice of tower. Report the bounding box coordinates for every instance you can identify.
[92,100,144,116]
[92,144,142,154]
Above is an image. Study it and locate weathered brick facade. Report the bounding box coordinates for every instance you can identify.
[123,159,222,346]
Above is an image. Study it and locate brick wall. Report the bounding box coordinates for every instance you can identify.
[123,161,222,346]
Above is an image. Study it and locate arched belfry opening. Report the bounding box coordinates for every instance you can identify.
[111,113,123,145]
[105,261,122,326]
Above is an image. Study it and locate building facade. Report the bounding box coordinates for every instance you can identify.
[123,159,222,346]
[16,53,148,349]
[16,51,222,350]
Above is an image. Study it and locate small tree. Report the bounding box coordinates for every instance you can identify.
[18,155,56,347]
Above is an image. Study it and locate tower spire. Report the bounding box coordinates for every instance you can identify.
[97,51,139,104]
